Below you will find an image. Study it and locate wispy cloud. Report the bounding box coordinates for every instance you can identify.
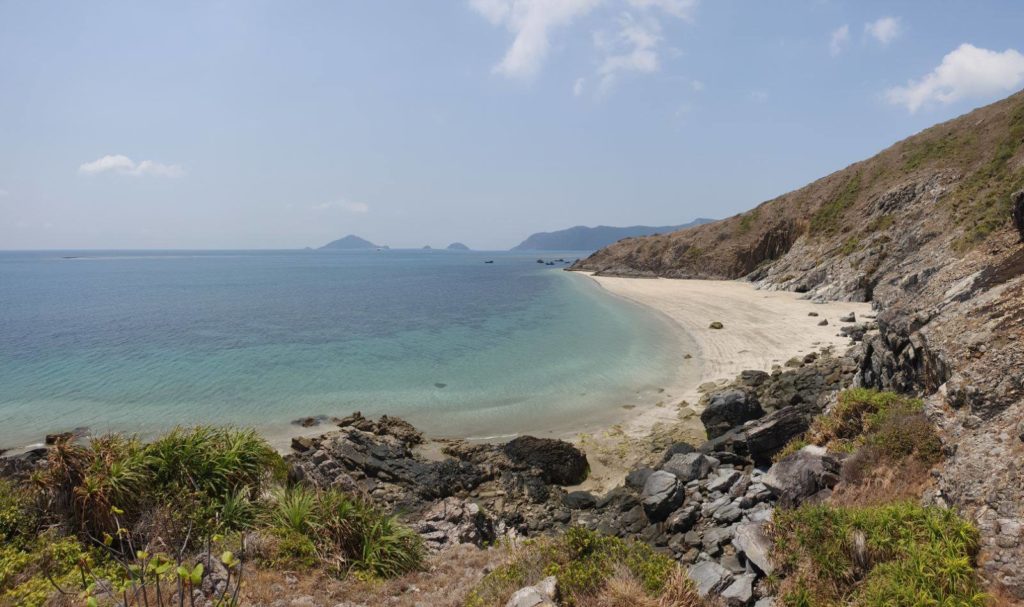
[312,200,370,214]
[626,0,697,21]
[470,0,697,85]
[690,79,704,91]
[596,14,662,92]
[829,24,849,56]
[0,188,8,197]
[469,0,600,79]
[886,43,1024,113]
[750,90,768,103]
[865,16,901,46]
[78,154,184,177]
[573,77,585,96]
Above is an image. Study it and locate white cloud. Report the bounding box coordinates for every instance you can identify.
[573,77,585,96]
[886,43,1024,113]
[626,0,697,21]
[690,79,704,91]
[865,16,901,46]
[312,200,369,214]
[829,24,849,56]
[78,154,184,177]
[597,14,662,91]
[470,0,600,79]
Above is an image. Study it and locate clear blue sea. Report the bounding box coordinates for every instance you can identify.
[0,250,689,449]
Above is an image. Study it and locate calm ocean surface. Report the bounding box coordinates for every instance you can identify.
[0,250,688,448]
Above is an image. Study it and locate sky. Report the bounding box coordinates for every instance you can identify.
[2,1,1024,250]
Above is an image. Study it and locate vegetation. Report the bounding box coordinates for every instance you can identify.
[771,502,984,607]
[463,527,705,607]
[776,388,940,465]
[738,209,760,234]
[0,426,424,606]
[810,173,863,236]
[902,131,968,172]
[950,100,1024,250]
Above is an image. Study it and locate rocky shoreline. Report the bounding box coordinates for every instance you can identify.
[278,343,870,606]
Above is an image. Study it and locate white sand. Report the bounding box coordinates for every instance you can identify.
[581,274,874,439]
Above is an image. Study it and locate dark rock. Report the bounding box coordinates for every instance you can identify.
[666,505,699,533]
[738,370,770,387]
[839,312,856,323]
[414,497,496,551]
[710,321,725,329]
[763,446,841,507]
[661,452,713,482]
[818,319,829,326]
[743,403,817,465]
[503,436,589,485]
[1012,189,1024,241]
[563,491,597,510]
[625,467,654,490]
[658,442,696,465]
[641,471,685,521]
[291,436,315,452]
[701,389,765,439]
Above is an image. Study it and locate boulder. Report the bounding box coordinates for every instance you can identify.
[641,471,685,521]
[413,497,497,551]
[701,390,765,439]
[743,404,816,464]
[733,522,774,575]
[763,446,841,508]
[563,491,597,510]
[721,573,756,606]
[709,321,725,329]
[839,312,856,323]
[666,505,699,533]
[505,576,557,607]
[503,436,589,485]
[625,467,654,490]
[661,452,712,482]
[658,442,696,466]
[687,561,733,597]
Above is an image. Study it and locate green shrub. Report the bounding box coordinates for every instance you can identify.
[465,527,682,607]
[810,173,862,235]
[772,502,984,607]
[0,479,37,548]
[267,486,424,579]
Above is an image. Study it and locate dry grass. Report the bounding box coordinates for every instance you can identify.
[830,457,934,507]
[592,567,710,607]
[238,543,508,607]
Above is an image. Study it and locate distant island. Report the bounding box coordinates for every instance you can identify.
[319,235,387,250]
[510,219,715,251]
[446,242,470,251]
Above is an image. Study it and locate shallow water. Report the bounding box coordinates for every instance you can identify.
[0,249,692,448]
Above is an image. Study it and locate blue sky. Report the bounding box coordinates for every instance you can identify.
[2,1,1023,250]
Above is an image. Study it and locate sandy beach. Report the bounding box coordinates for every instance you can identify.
[571,274,874,491]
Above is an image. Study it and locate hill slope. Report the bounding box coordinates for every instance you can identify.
[512,219,714,251]
[575,89,1024,597]
[319,235,384,250]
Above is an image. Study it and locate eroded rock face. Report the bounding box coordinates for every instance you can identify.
[413,497,496,551]
[641,471,685,521]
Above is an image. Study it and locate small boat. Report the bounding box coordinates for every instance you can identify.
[484,260,494,264]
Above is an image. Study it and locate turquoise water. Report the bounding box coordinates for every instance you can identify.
[0,250,688,448]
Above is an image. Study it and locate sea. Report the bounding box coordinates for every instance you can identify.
[0,249,692,449]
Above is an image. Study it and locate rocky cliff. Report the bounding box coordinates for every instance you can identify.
[575,90,1024,597]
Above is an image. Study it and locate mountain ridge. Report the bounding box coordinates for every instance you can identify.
[511,219,715,251]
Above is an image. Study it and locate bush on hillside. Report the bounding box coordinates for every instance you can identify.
[464,527,705,607]
[771,502,984,606]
